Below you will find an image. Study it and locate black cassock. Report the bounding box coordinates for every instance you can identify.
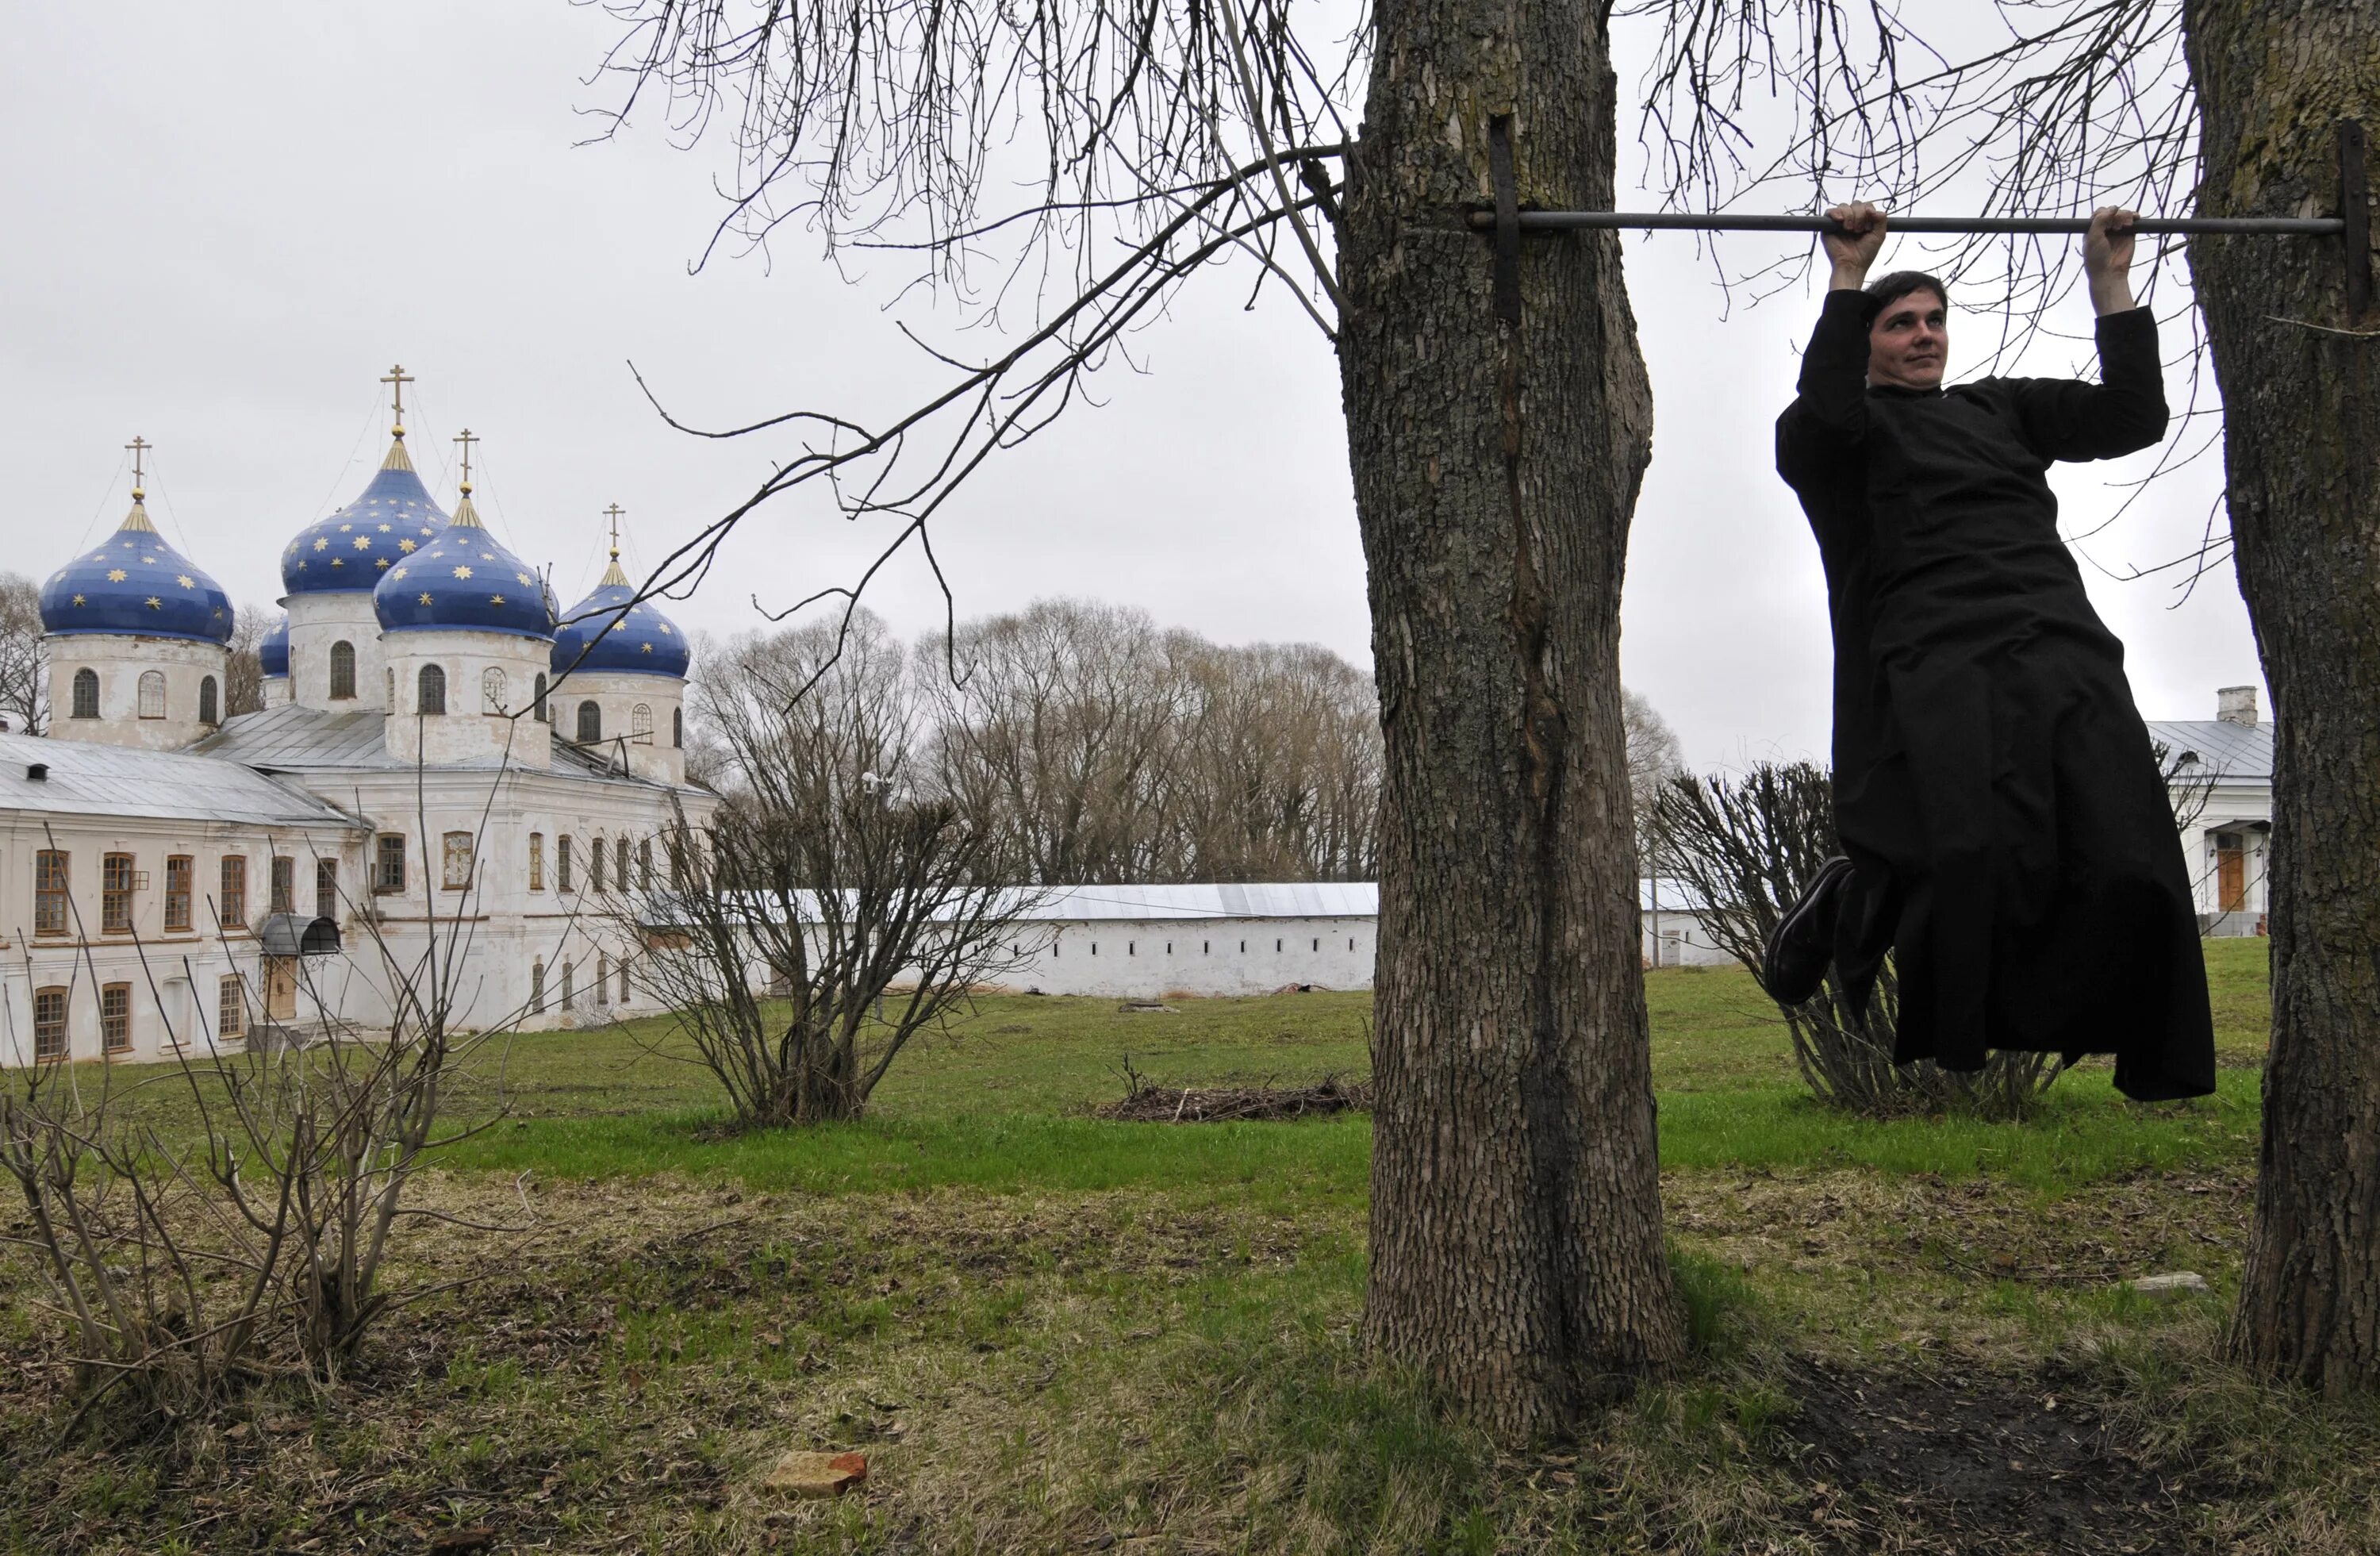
[1776,290,2217,1101]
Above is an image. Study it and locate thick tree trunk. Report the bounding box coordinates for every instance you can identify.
[1338,0,1686,1437]
[2185,3,2380,1393]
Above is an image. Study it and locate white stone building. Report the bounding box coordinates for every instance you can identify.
[991,882,1380,997]
[2146,685,2274,936]
[8,391,715,1066]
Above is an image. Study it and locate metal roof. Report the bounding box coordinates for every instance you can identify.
[2144,719,2272,782]
[190,704,666,785]
[0,733,362,829]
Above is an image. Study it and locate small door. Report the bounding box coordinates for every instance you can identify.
[264,957,298,1021]
[2215,832,2247,912]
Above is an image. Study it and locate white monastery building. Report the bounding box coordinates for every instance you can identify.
[2,379,716,1066]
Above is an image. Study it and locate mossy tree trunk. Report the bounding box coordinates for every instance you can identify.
[2184,1,2380,1393]
[1337,0,1687,1439]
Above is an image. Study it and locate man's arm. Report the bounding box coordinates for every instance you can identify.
[2008,207,2168,460]
[1779,202,1888,474]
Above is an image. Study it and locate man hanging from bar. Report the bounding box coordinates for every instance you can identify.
[1768,202,2217,1101]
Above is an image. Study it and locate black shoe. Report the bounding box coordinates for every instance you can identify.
[1762,855,1854,1005]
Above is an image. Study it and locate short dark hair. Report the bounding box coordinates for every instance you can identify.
[1862,271,1948,328]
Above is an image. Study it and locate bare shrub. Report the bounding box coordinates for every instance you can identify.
[1650,763,2064,1120]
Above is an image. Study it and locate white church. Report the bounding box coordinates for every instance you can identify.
[1,376,715,1066]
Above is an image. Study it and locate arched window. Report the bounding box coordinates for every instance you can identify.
[673,706,683,748]
[561,959,574,1010]
[71,668,99,720]
[198,675,220,725]
[528,832,545,891]
[386,667,395,707]
[328,640,356,700]
[557,835,574,892]
[137,670,166,719]
[533,674,548,723]
[482,666,508,714]
[631,703,653,743]
[590,836,606,893]
[531,959,546,1013]
[637,838,653,889]
[576,700,601,743]
[417,664,446,716]
[618,955,630,1004]
[615,837,630,891]
[595,952,610,1007]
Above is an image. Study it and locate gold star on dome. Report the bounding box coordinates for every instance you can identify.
[490,594,506,606]
[106,568,128,582]
[479,551,494,561]
[392,567,407,579]
[142,556,157,564]
[658,624,673,635]
[398,539,416,552]
[452,565,474,579]
[144,597,162,609]
[375,559,390,569]
[352,536,372,551]
[516,572,531,585]
[331,559,344,567]
[419,593,434,605]
[90,552,106,562]
[297,561,308,571]
[313,538,329,551]
[641,643,653,653]
[175,574,195,588]
[71,594,85,606]
[339,524,352,532]
[378,523,391,532]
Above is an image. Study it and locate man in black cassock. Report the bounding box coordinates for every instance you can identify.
[1768,201,2217,1101]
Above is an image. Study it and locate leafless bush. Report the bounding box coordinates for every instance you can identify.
[1650,763,2065,1120]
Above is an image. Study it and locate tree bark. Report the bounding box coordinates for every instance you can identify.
[2185,2,2380,1393]
[1338,0,1686,1437]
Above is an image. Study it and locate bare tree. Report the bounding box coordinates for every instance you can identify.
[0,572,45,736]
[643,616,1042,1127]
[221,606,271,718]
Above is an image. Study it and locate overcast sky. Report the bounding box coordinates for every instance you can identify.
[0,4,2265,770]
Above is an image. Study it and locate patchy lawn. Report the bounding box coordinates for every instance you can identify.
[10,937,2374,1554]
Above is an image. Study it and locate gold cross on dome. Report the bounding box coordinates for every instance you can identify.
[454,427,478,492]
[380,363,415,436]
[125,435,151,498]
[603,502,625,558]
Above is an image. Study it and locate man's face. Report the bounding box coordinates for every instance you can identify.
[1867,290,1948,390]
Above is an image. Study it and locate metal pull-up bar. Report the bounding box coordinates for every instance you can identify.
[1462,211,2344,237]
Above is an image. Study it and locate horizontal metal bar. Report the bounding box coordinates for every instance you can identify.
[1466,210,2346,237]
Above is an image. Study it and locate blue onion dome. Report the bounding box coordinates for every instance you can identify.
[40,483,235,644]
[259,614,290,678]
[371,481,554,641]
[282,433,447,596]
[553,544,689,678]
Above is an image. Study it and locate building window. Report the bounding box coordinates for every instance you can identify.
[386,666,395,707]
[220,855,248,930]
[217,975,247,1040]
[71,668,99,720]
[596,952,610,1006]
[137,669,167,720]
[329,640,357,700]
[483,666,509,714]
[615,838,630,893]
[618,955,630,1005]
[442,832,474,891]
[101,983,132,1055]
[558,835,574,893]
[668,838,685,889]
[373,835,406,893]
[528,832,546,891]
[577,701,601,743]
[199,675,220,725]
[561,959,574,1010]
[637,839,653,890]
[533,673,548,723]
[269,855,295,916]
[673,706,683,748]
[531,960,547,1013]
[590,837,606,893]
[316,859,339,920]
[33,987,68,1061]
[417,663,447,716]
[631,703,653,743]
[102,853,135,934]
[1313,938,1320,952]
[164,855,194,932]
[33,850,68,936]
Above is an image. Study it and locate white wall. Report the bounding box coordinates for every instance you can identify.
[990,916,1376,997]
[44,635,231,751]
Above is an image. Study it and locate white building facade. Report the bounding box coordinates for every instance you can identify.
[2146,685,2274,936]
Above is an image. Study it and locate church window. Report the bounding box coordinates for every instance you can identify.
[219,855,248,929]
[199,675,220,725]
[482,667,509,714]
[386,667,395,707]
[373,835,406,893]
[17,865,61,946]
[529,832,546,891]
[316,859,338,920]
[618,956,631,1005]
[164,856,193,932]
[595,953,610,1007]
[71,668,99,720]
[667,836,686,889]
[533,674,548,724]
[637,839,653,890]
[631,703,653,743]
[270,855,295,916]
[531,960,546,1013]
[329,640,356,700]
[33,987,68,1061]
[137,670,167,720]
[101,984,132,1055]
[417,664,447,716]
[102,853,135,933]
[558,835,574,892]
[590,836,606,893]
[577,701,601,743]
[561,959,574,1010]
[217,975,247,1041]
[441,832,474,891]
[673,707,682,748]
[616,838,630,892]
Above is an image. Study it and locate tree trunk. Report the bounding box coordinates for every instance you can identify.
[1338,0,1686,1437]
[2185,2,2380,1393]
